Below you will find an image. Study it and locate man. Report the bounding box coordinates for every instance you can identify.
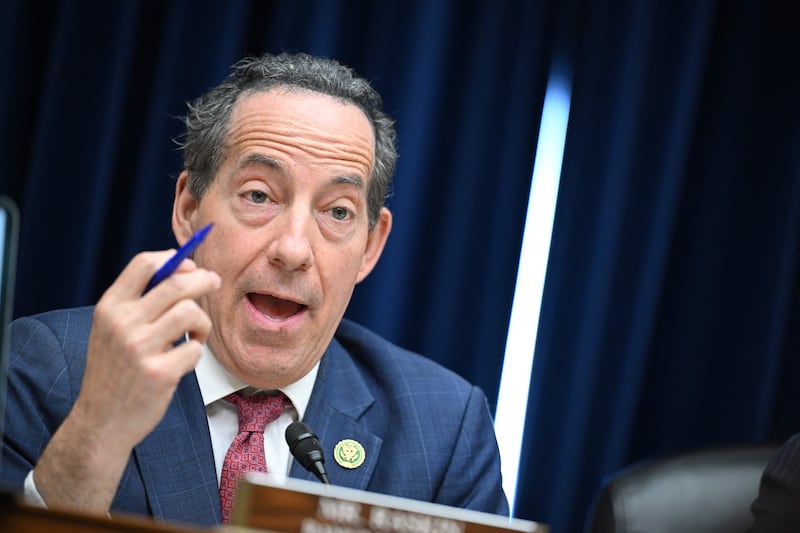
[746,433,800,532]
[0,52,509,526]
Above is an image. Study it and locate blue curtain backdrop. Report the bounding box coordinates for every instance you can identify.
[1,1,799,532]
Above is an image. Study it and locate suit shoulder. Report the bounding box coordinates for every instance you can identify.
[12,306,94,332]
[334,319,475,395]
[766,433,800,486]
[10,306,94,362]
[37,305,95,323]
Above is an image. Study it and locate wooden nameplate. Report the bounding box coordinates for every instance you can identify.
[233,475,547,533]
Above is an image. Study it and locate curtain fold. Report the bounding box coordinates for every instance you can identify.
[516,2,800,531]
[2,2,799,532]
[20,1,141,304]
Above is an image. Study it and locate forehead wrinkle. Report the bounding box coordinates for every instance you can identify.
[228,112,374,177]
[299,137,373,176]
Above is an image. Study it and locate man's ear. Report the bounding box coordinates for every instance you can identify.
[356,207,392,283]
[172,170,199,246]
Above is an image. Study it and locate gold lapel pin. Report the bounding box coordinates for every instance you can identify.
[333,439,366,469]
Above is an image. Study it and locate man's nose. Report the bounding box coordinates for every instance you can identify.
[265,209,314,271]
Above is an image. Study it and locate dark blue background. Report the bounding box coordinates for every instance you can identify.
[2,1,799,531]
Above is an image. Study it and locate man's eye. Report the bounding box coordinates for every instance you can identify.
[330,207,350,221]
[247,190,268,204]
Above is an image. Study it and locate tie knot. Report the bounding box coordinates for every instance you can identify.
[225,391,289,433]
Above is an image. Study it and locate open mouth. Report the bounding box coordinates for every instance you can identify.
[248,293,307,322]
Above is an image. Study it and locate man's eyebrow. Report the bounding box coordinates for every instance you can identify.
[235,153,365,190]
[333,174,364,190]
[235,153,284,173]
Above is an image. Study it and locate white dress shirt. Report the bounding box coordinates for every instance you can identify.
[195,343,318,482]
[24,343,319,505]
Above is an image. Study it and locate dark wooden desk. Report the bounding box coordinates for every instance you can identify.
[0,492,216,533]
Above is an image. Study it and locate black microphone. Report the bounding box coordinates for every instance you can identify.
[285,421,330,484]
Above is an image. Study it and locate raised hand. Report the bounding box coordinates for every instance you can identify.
[33,250,220,514]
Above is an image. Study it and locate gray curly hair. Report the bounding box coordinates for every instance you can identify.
[179,52,397,228]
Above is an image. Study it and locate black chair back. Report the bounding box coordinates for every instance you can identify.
[586,444,779,533]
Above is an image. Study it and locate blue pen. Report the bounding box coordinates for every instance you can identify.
[143,223,213,294]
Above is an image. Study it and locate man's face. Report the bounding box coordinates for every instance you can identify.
[172,88,391,389]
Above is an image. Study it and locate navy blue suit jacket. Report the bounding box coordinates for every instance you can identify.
[1,307,508,526]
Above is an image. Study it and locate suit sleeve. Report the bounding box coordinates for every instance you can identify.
[433,385,510,516]
[0,315,80,493]
[746,433,800,532]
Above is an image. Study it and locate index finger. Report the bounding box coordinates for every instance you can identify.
[143,223,213,293]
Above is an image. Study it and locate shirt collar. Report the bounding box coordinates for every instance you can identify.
[194,343,318,421]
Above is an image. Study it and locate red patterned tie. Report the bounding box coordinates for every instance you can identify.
[219,391,290,525]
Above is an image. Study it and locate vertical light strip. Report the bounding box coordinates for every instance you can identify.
[0,210,6,275]
[494,70,572,515]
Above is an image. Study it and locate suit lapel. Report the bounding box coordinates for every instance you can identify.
[290,339,383,491]
[134,372,221,526]
[131,334,382,520]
